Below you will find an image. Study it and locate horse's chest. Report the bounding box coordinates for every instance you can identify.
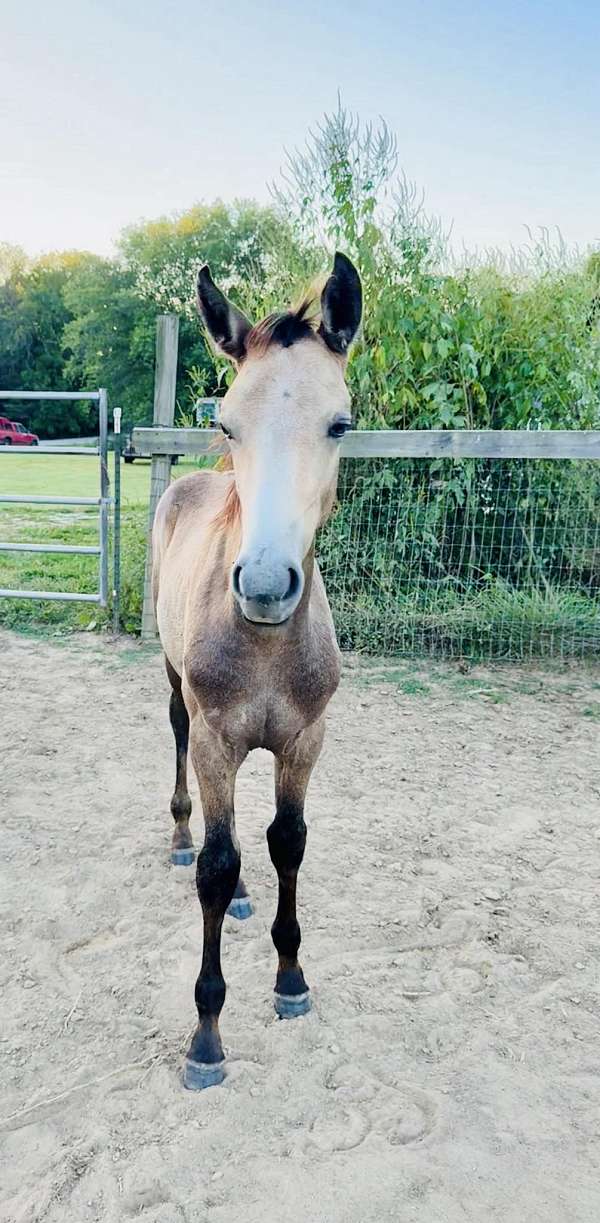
[186,631,339,754]
[208,690,304,753]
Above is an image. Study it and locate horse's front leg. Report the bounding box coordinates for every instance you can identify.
[184,717,242,1090]
[269,718,325,1018]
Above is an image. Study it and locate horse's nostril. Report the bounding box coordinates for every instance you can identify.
[286,567,301,600]
[232,564,243,597]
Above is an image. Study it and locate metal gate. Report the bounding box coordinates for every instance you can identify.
[0,389,112,608]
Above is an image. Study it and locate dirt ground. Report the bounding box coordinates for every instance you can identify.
[1,629,599,1223]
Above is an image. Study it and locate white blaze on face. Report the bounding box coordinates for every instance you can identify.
[221,339,350,622]
[238,423,303,563]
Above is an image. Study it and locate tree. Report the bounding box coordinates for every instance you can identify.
[0,243,29,284]
[0,252,97,435]
[1,250,154,432]
[62,257,154,424]
[119,200,306,408]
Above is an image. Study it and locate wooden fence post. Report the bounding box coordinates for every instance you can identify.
[141,314,179,639]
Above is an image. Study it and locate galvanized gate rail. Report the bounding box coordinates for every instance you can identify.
[0,389,110,605]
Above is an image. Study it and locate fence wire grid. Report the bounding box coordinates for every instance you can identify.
[317,457,600,661]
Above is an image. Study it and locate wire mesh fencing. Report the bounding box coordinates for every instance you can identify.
[317,457,600,661]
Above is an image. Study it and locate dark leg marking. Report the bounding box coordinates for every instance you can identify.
[268,722,324,1018]
[166,658,194,865]
[184,823,241,1088]
[184,710,245,1089]
[267,800,310,1016]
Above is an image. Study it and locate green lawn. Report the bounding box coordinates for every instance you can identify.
[0,454,202,633]
[0,453,153,504]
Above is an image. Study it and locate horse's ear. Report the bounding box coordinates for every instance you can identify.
[319,252,362,356]
[196,265,253,362]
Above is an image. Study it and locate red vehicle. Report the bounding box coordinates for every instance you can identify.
[0,417,39,446]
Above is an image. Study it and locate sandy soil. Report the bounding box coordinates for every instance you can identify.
[1,629,599,1223]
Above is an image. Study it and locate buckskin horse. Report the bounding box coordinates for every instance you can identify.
[152,252,362,1088]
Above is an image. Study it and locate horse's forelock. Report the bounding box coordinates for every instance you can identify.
[245,296,319,356]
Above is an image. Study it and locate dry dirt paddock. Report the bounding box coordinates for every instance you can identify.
[1,628,600,1223]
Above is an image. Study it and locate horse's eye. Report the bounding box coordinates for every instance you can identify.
[328,419,351,439]
[220,422,233,440]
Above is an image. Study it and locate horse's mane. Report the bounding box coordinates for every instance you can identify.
[212,455,240,536]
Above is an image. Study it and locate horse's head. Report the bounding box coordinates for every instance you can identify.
[197,253,362,626]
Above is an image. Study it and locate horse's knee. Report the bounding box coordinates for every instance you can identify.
[195,970,226,1018]
[267,802,306,874]
[197,829,240,911]
[271,913,301,959]
[170,792,192,822]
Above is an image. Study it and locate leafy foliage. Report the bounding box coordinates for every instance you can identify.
[271,103,599,436]
[0,202,291,434]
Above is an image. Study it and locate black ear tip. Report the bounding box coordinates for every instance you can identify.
[197,264,213,288]
[333,251,359,281]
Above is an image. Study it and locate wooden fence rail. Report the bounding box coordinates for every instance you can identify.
[132,427,600,462]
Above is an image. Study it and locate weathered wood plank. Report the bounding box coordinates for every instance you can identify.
[341,429,600,459]
[132,426,600,461]
[140,316,180,639]
[133,427,222,457]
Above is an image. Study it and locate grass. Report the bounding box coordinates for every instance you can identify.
[330,580,600,661]
[353,656,600,713]
[0,453,154,503]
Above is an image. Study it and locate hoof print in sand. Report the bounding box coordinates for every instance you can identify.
[384,1091,437,1146]
[441,964,486,996]
[321,1061,438,1149]
[309,1105,371,1153]
[368,1067,439,1146]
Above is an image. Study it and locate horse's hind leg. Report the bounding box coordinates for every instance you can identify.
[227,876,253,920]
[166,658,194,865]
[268,718,325,1018]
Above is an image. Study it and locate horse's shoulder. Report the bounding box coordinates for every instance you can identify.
[290,616,341,715]
[155,469,230,531]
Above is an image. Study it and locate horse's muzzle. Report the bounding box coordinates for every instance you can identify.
[232,552,304,625]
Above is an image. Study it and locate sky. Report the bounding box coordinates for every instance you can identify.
[1,0,599,258]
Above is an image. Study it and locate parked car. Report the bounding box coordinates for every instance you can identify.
[0,417,39,446]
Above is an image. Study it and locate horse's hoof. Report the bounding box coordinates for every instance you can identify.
[226,895,253,920]
[170,847,195,866]
[274,990,311,1019]
[183,1058,225,1091]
